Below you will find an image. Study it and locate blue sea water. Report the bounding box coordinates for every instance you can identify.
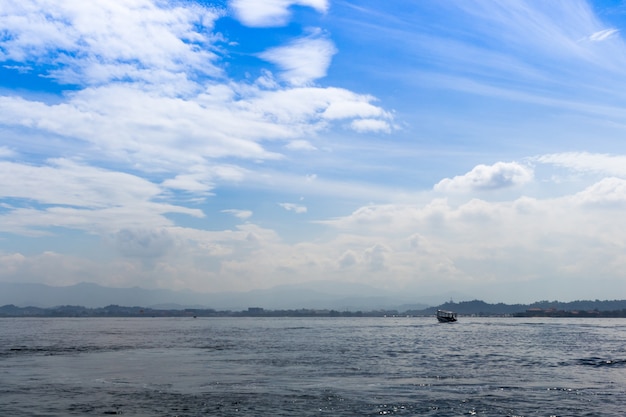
[0,317,625,416]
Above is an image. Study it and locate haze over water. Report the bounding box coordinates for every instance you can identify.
[2,317,625,416]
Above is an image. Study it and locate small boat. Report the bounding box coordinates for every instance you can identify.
[436,309,457,323]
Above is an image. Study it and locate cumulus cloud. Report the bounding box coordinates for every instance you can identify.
[4,172,626,298]
[364,243,388,271]
[258,33,337,85]
[230,0,328,27]
[0,251,102,287]
[408,233,433,253]
[0,0,222,87]
[314,177,626,295]
[338,250,357,268]
[434,162,533,193]
[115,228,175,259]
[572,177,626,207]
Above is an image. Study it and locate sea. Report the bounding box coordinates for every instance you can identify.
[1,317,625,416]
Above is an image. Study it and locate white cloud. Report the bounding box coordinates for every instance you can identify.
[115,228,175,259]
[285,139,317,151]
[161,174,215,193]
[572,177,626,208]
[0,146,15,158]
[534,152,626,177]
[0,1,393,186]
[160,164,249,194]
[312,177,626,298]
[279,202,307,213]
[0,158,160,208]
[0,82,393,170]
[0,0,222,87]
[242,86,392,133]
[364,243,388,271]
[322,94,390,120]
[350,118,392,133]
[230,0,328,27]
[0,251,102,287]
[0,159,203,235]
[338,250,357,268]
[2,64,33,73]
[434,162,533,193]
[454,0,623,65]
[258,33,337,85]
[588,28,619,42]
[4,172,626,298]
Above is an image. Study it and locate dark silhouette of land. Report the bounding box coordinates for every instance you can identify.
[3,299,626,317]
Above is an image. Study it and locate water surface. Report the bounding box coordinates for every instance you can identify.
[1,317,625,415]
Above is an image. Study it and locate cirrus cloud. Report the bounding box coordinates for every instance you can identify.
[588,28,619,42]
[534,152,626,177]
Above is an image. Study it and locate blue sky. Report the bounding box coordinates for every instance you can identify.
[2,0,626,303]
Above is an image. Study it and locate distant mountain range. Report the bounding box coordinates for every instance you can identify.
[3,282,626,317]
[412,299,626,316]
[0,281,433,311]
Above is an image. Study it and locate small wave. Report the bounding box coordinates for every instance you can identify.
[196,343,233,351]
[4,344,135,356]
[575,357,626,367]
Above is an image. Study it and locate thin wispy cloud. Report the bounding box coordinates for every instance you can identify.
[258,32,337,85]
[0,146,15,158]
[222,209,253,220]
[285,140,317,151]
[279,202,308,214]
[534,152,626,177]
[588,28,619,41]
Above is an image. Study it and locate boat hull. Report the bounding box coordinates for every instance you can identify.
[436,310,457,323]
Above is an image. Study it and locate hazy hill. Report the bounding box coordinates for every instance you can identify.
[409,299,626,316]
[0,281,430,311]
